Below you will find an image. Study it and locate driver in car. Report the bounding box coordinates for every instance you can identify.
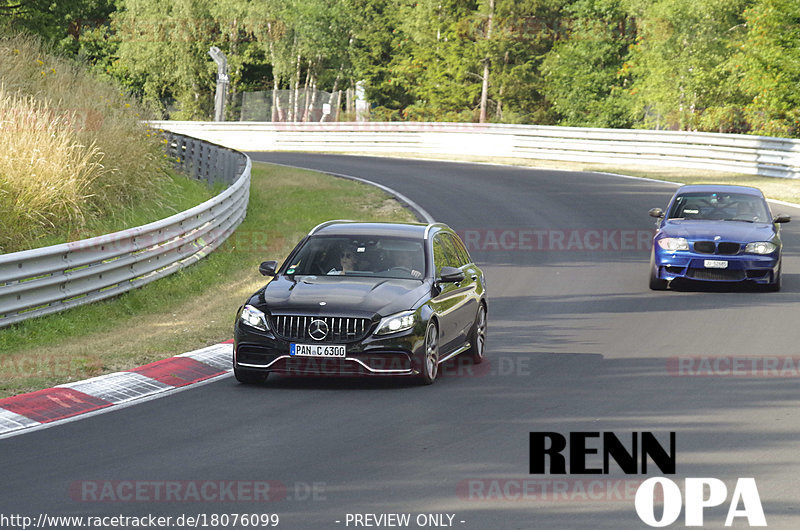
[392,250,423,279]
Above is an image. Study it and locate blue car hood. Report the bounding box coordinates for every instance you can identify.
[660,220,776,242]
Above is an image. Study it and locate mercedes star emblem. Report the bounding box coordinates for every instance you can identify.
[308,319,329,341]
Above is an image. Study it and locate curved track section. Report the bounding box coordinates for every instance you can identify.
[2,153,800,528]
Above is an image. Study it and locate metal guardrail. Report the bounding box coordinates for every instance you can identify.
[0,133,250,328]
[149,121,800,179]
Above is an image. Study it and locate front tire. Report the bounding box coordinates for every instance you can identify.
[767,261,782,292]
[420,321,439,385]
[466,303,487,364]
[649,250,668,290]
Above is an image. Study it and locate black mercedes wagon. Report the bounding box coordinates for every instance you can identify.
[233,221,487,385]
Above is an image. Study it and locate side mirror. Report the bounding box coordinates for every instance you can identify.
[258,260,279,276]
[649,208,665,219]
[773,214,791,224]
[439,266,465,283]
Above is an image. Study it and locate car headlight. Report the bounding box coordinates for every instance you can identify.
[240,304,269,331]
[657,237,689,251]
[745,241,778,254]
[375,310,417,336]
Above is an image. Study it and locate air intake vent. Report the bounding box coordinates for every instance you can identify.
[687,268,745,281]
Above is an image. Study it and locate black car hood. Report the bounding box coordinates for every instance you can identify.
[251,275,429,317]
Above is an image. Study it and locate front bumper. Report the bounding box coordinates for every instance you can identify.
[653,249,780,284]
[233,321,425,377]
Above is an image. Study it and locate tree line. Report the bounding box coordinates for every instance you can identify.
[2,0,799,137]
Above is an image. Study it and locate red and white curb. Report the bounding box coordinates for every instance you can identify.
[0,340,233,439]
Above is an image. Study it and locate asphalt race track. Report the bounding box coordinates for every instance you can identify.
[3,153,800,529]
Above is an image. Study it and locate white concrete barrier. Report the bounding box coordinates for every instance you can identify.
[150,121,800,179]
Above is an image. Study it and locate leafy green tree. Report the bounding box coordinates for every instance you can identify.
[367,0,566,123]
[350,0,417,112]
[10,0,800,136]
[0,0,116,54]
[736,0,800,136]
[392,0,482,121]
[541,0,635,127]
[85,0,266,120]
[486,0,567,124]
[85,0,219,118]
[624,0,749,131]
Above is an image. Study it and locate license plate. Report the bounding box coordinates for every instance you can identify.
[704,260,728,269]
[290,344,346,357]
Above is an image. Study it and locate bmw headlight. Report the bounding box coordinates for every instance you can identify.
[657,237,689,251]
[375,310,417,336]
[745,241,778,255]
[240,304,269,331]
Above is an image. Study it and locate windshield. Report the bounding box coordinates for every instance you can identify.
[668,192,770,223]
[284,236,426,280]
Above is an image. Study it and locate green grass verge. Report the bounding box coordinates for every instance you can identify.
[0,162,416,398]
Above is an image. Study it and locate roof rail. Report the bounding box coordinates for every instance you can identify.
[424,222,447,239]
[308,219,356,236]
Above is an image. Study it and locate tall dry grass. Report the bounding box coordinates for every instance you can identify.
[0,89,107,238]
[0,33,170,253]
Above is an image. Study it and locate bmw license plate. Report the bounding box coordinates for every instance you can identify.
[290,344,346,357]
[704,260,728,269]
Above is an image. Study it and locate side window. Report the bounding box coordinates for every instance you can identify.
[447,233,472,266]
[432,234,458,276]
[441,233,468,268]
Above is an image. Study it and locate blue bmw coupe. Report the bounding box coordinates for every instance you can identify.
[648,185,790,291]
